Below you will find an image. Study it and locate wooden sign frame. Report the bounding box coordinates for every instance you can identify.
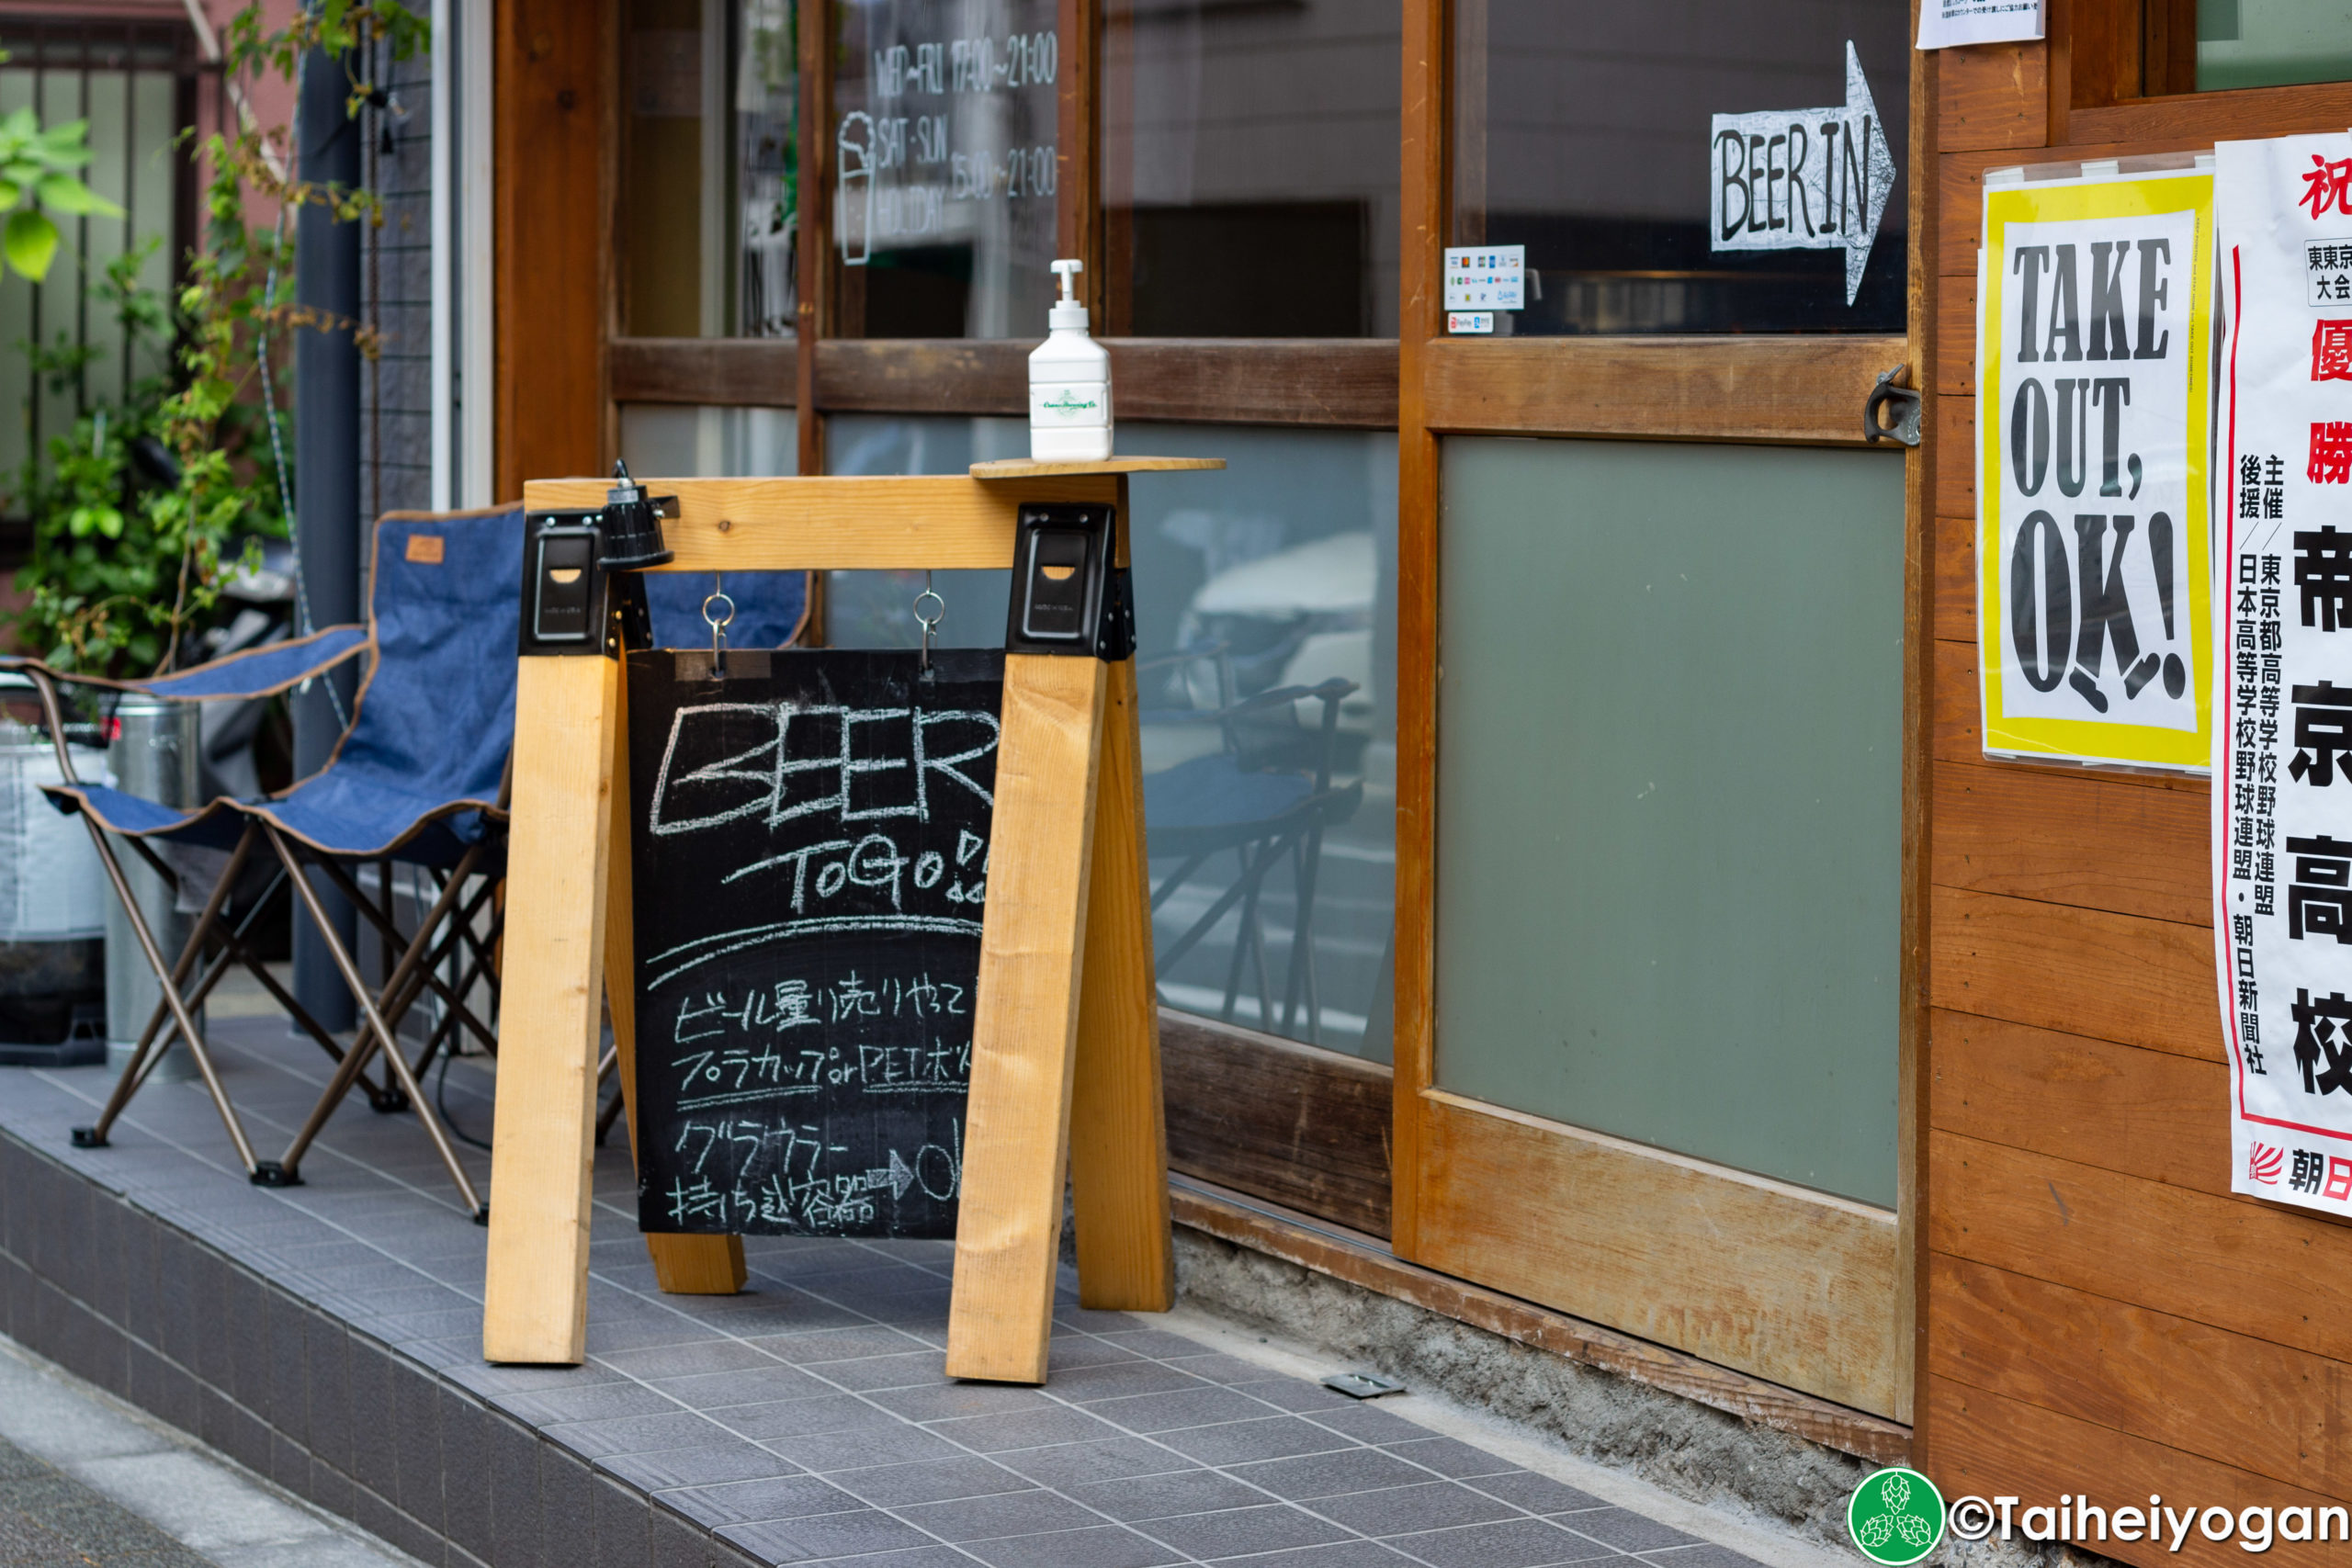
[484,460,1217,1382]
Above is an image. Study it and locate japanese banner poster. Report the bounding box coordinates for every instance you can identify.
[2213,132,2352,1217]
[1977,164,2216,771]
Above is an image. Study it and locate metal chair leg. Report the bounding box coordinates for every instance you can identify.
[265,827,485,1218]
[77,822,261,1145]
[268,840,491,1186]
[67,815,259,1174]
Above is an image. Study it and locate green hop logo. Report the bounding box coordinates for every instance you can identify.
[1847,1467,1944,1565]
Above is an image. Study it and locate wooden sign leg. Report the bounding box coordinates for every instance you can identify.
[945,654,1109,1383]
[605,654,746,1294]
[1069,658,1174,1312]
[483,657,617,1363]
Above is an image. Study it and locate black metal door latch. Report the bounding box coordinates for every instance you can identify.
[1864,365,1923,447]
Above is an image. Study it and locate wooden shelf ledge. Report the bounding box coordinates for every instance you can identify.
[970,457,1227,479]
[1169,1171,1913,1466]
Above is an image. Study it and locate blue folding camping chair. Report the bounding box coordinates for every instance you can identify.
[17,503,810,1214]
[17,504,809,1214]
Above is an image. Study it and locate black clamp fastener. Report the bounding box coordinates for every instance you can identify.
[518,508,653,659]
[1002,502,1134,660]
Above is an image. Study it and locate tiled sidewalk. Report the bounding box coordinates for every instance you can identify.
[0,1016,1765,1568]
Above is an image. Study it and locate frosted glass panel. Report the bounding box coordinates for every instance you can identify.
[1436,436,1903,1206]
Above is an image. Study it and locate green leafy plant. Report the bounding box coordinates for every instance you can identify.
[0,93,125,283]
[9,2,428,677]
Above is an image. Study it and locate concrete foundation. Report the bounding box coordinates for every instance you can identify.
[1168,1226,2110,1568]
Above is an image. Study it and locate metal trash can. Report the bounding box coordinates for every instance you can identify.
[106,697,202,1082]
[0,699,108,1065]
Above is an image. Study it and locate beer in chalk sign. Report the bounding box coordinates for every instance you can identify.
[1976,162,2217,773]
[625,648,1003,1238]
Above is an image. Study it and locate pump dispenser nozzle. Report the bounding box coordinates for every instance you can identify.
[1048,258,1088,330]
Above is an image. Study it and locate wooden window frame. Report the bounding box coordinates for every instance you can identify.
[597,0,1403,437]
[1392,0,1930,1422]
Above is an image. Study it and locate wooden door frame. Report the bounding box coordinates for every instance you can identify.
[1392,0,1932,1422]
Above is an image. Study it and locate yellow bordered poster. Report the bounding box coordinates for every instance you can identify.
[1977,164,2215,772]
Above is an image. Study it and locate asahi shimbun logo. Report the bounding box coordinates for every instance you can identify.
[1848,1467,1945,1565]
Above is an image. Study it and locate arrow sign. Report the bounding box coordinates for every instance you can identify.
[1708,41,1896,305]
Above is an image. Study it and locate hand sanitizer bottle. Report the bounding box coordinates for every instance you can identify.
[1030,258,1112,461]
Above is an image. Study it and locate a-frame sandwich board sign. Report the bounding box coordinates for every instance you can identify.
[483,458,1219,1382]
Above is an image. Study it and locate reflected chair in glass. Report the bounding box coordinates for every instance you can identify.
[1140,650,1363,1043]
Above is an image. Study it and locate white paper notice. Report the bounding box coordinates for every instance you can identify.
[2213,131,2352,1220]
[1916,0,2043,50]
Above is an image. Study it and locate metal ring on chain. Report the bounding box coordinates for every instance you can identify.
[702,591,737,631]
[913,588,945,634]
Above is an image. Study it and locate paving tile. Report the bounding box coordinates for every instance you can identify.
[742,1325,933,1365]
[1381,1436,1521,1480]
[1044,1359,1215,1403]
[1142,1502,1354,1558]
[899,1486,1114,1542]
[923,1404,1125,1454]
[712,1393,902,1440]
[1561,1508,1700,1552]
[797,1349,945,1392]
[717,1507,937,1562]
[867,1381,1052,1423]
[1306,1480,1519,1536]
[1085,1327,1207,1359]
[1157,1416,1360,1467]
[646,1364,831,1410]
[1639,1546,1765,1568]
[1385,1517,1623,1567]
[989,1438,1202,1490]
[1233,1446,1439,1501]
[665,1472,865,1525]
[830,1456,1035,1506]
[543,1410,730,1458]
[958,1523,1183,1568]
[1304,1403,1429,1445]
[1465,1471,1611,1516]
[1086,1384,1290,1434]
[503,1380,683,1425]
[1156,1352,1283,1386]
[1204,1540,1419,1567]
[582,1317,738,1354]
[1065,1466,1267,1521]
[595,1441,804,1493]
[762,1425,966,1473]
[596,1472,651,1568]
[593,1340,784,1380]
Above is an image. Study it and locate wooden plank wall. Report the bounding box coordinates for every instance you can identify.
[1924,37,2352,1562]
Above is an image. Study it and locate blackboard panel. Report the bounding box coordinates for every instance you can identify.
[626,648,1003,1238]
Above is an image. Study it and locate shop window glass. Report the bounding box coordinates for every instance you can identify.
[1452,1,1907,334]
[823,416,1398,1060]
[620,0,798,338]
[829,0,1060,338]
[2197,0,2352,91]
[1103,0,1400,335]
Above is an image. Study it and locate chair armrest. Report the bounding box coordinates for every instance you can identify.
[1141,677,1360,725]
[131,623,369,702]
